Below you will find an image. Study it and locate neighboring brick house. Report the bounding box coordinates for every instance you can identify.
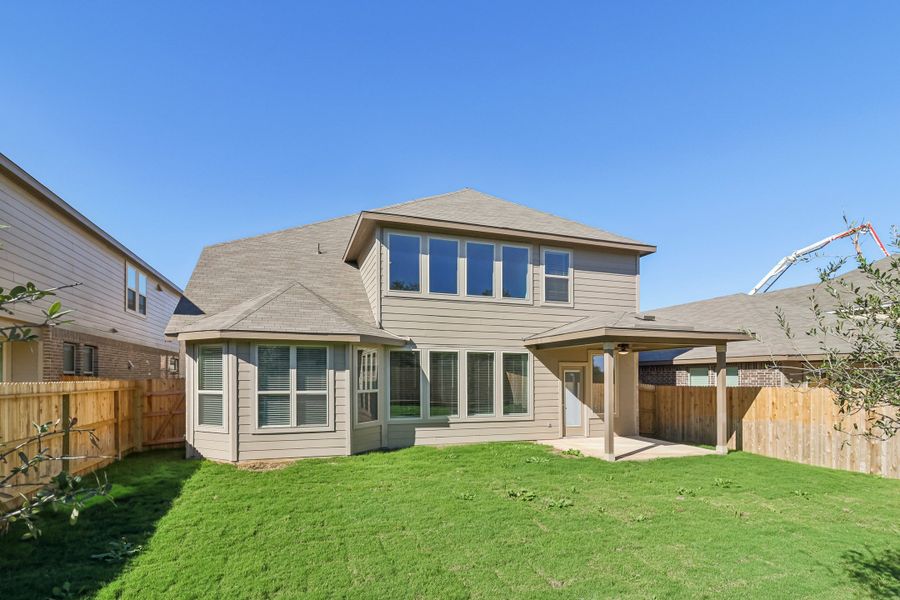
[638,258,893,387]
[0,152,183,381]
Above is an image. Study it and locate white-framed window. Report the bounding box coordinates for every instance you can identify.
[126,263,148,316]
[196,344,225,428]
[62,343,76,375]
[429,350,459,417]
[388,233,422,292]
[501,352,529,415]
[542,247,573,305]
[82,345,98,376]
[355,347,380,425]
[389,349,421,418]
[428,237,459,295]
[255,345,330,430]
[466,351,495,417]
[500,244,530,300]
[167,356,180,374]
[465,242,495,297]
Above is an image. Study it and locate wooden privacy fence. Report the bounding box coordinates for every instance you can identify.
[0,378,184,502]
[639,384,900,478]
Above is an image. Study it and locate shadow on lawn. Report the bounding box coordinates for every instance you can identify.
[843,546,900,599]
[0,450,199,600]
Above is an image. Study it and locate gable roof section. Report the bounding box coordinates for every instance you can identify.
[343,188,655,261]
[0,152,183,294]
[167,214,404,342]
[639,256,895,364]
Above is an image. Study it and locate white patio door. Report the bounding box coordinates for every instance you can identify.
[563,368,586,437]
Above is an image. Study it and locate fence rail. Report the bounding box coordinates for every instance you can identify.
[0,378,185,503]
[639,384,900,478]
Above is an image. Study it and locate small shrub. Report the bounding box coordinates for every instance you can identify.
[560,449,583,457]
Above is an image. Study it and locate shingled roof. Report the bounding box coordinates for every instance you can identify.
[639,256,895,364]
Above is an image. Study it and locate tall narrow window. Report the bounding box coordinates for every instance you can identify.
[83,345,98,376]
[501,246,529,299]
[429,351,458,417]
[356,349,379,423]
[502,353,529,415]
[390,351,421,418]
[466,242,494,297]
[429,238,459,294]
[257,345,291,427]
[126,264,148,315]
[197,345,224,427]
[543,249,571,303]
[467,352,495,416]
[62,343,76,375]
[689,367,709,387]
[297,347,328,426]
[389,234,421,292]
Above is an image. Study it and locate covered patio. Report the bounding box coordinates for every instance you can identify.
[525,311,751,461]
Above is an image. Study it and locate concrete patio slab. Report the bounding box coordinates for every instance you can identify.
[538,435,715,462]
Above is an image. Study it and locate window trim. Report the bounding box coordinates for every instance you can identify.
[251,344,334,433]
[386,232,424,295]
[194,343,228,433]
[62,342,76,375]
[125,262,149,318]
[541,246,574,307]
[499,243,532,301]
[352,345,383,428]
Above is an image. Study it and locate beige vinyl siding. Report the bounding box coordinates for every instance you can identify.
[359,233,381,325]
[0,172,179,352]
[351,423,382,454]
[235,341,350,460]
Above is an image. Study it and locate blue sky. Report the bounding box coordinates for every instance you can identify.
[2,2,898,309]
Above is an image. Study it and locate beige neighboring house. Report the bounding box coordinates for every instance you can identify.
[168,189,749,462]
[0,153,182,381]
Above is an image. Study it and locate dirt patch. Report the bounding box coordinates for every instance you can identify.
[236,459,296,472]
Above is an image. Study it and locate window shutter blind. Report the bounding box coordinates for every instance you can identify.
[502,354,528,415]
[259,394,291,427]
[198,346,223,391]
[258,346,290,391]
[297,347,328,391]
[390,351,421,418]
[429,351,458,417]
[298,394,328,426]
[544,277,569,303]
[467,353,495,416]
[198,393,224,427]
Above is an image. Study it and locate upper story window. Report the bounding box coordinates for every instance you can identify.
[501,246,529,299]
[542,248,572,304]
[466,242,494,297]
[428,238,459,294]
[388,234,421,292]
[126,264,148,315]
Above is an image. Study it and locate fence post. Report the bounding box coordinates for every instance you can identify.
[133,382,144,452]
[61,393,71,473]
[113,389,122,460]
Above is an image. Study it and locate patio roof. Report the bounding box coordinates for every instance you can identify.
[524,311,752,351]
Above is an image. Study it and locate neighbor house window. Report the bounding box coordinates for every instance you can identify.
[502,353,529,415]
[356,348,379,423]
[467,352,495,416]
[429,351,458,417]
[63,343,76,375]
[429,238,459,294]
[727,366,739,387]
[389,234,421,292]
[390,350,421,418]
[543,249,572,304]
[82,345,97,376]
[256,345,329,428]
[689,367,709,387]
[466,242,494,297]
[501,245,529,299]
[197,345,224,427]
[126,264,148,315]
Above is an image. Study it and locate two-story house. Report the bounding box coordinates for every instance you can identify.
[0,153,182,381]
[167,189,748,462]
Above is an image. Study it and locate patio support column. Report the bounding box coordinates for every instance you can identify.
[715,344,728,455]
[603,343,616,462]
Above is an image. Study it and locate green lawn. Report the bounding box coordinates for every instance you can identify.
[2,444,899,599]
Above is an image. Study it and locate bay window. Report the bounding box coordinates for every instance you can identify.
[256,345,329,429]
[390,350,421,418]
[197,345,224,428]
[355,348,379,423]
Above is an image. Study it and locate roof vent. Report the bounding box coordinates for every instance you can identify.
[636,313,656,321]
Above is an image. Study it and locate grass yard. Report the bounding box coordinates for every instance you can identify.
[1,444,899,599]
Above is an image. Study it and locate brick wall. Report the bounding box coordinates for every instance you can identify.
[639,361,790,387]
[41,326,179,381]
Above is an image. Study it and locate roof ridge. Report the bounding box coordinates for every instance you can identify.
[220,284,297,329]
[292,281,379,331]
[369,188,473,212]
